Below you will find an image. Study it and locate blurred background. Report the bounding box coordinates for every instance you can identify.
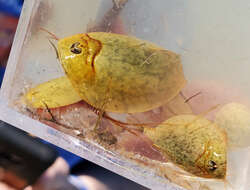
[0,1,147,189]
[0,0,23,86]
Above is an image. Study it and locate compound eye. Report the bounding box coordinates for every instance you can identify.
[208,160,217,171]
[70,42,82,54]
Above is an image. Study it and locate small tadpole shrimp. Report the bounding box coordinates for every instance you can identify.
[144,105,227,180]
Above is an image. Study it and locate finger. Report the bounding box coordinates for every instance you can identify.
[24,186,33,190]
[42,157,69,177]
[0,182,16,190]
[32,157,70,190]
[78,175,110,190]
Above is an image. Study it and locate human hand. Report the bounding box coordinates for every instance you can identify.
[0,157,78,190]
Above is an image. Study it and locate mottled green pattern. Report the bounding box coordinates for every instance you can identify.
[58,32,186,113]
[144,115,227,179]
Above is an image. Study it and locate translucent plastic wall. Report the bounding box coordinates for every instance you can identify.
[1,0,250,190]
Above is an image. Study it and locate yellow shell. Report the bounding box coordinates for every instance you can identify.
[58,32,186,113]
[144,114,227,179]
[24,76,81,108]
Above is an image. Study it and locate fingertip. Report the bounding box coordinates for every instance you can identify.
[0,182,16,190]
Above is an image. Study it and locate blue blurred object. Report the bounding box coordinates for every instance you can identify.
[0,66,5,87]
[68,175,88,190]
[0,0,23,17]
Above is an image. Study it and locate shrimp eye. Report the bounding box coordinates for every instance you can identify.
[70,42,82,54]
[208,160,217,171]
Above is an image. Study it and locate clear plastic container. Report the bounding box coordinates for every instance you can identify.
[1,0,250,189]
